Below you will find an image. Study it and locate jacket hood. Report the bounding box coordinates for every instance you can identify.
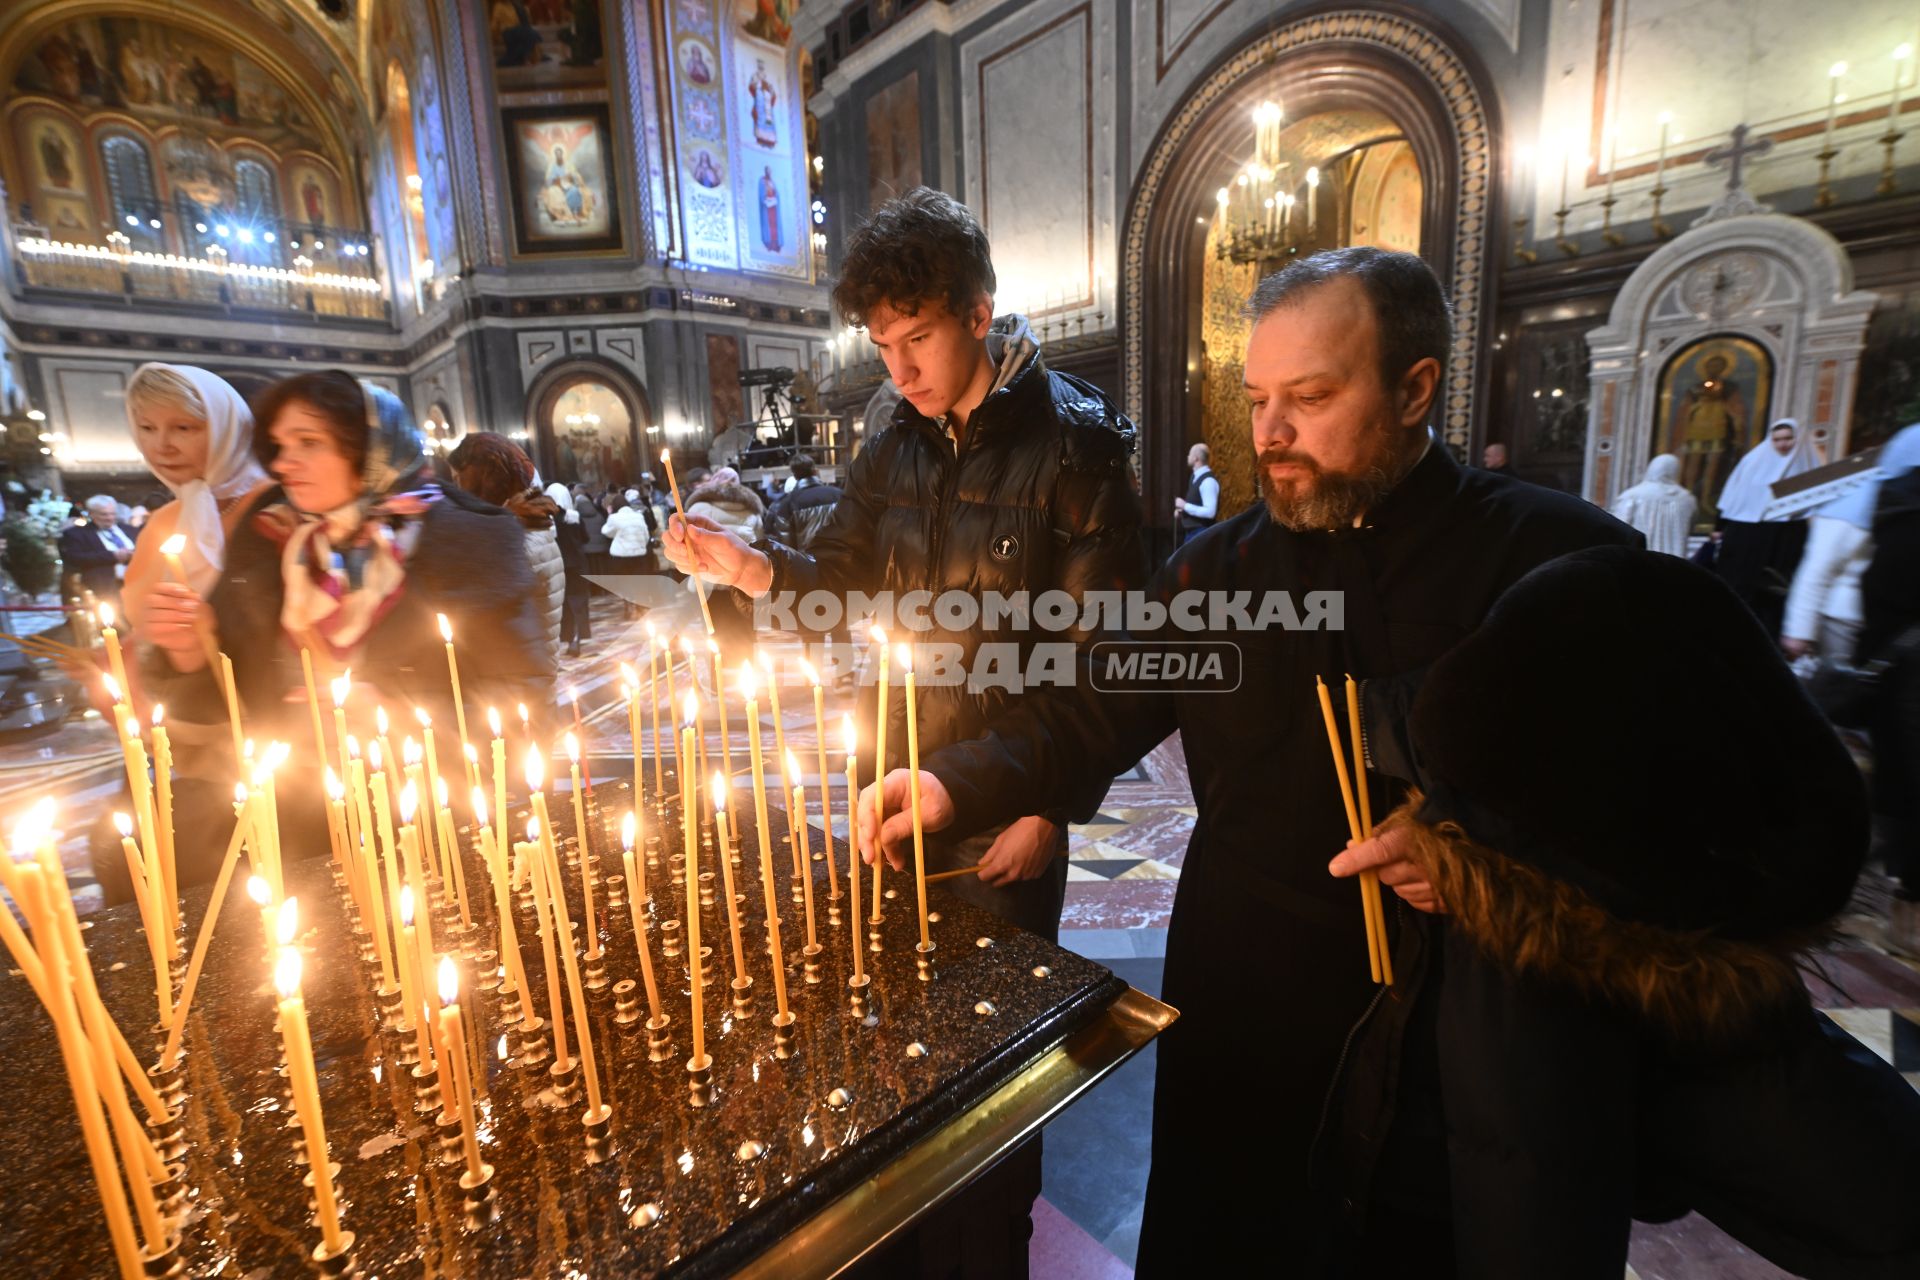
[504,488,563,531]
[686,480,765,513]
[986,313,1040,397]
[1383,792,1815,1052]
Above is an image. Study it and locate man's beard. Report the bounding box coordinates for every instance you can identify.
[1255,438,1410,532]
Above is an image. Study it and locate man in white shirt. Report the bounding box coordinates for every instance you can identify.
[1174,441,1220,544]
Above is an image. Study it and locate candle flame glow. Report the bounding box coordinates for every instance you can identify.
[842,713,856,759]
[621,811,636,850]
[438,954,459,1006]
[97,601,115,628]
[247,875,269,907]
[784,748,802,790]
[680,634,696,656]
[437,612,453,643]
[464,742,477,763]
[274,947,302,998]
[894,643,913,673]
[800,658,821,687]
[712,773,729,812]
[346,735,361,760]
[330,672,350,708]
[565,732,580,763]
[620,662,636,685]
[403,737,421,765]
[7,797,55,854]
[526,817,540,843]
[159,533,187,557]
[517,703,530,726]
[112,811,132,838]
[524,745,544,791]
[233,783,248,806]
[398,780,418,823]
[414,707,431,728]
[471,787,489,824]
[400,883,415,926]
[738,660,758,698]
[660,447,670,463]
[368,740,382,771]
[276,896,298,946]
[435,775,448,807]
[375,706,390,734]
[124,717,141,742]
[869,623,887,646]
[325,768,343,801]
[102,673,123,702]
[151,703,165,727]
[682,690,698,725]
[487,706,502,737]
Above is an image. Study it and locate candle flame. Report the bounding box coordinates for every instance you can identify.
[471,787,489,824]
[7,797,55,854]
[233,783,248,806]
[367,739,382,771]
[712,773,729,812]
[112,811,133,838]
[414,707,431,728]
[243,738,255,760]
[487,706,502,737]
[102,673,123,702]
[97,601,115,628]
[400,883,415,926]
[159,533,187,557]
[403,737,421,766]
[375,706,390,734]
[894,643,913,673]
[438,954,459,1006]
[565,732,580,763]
[619,661,636,685]
[737,660,758,698]
[682,690,699,725]
[463,742,477,763]
[644,619,657,639]
[274,947,303,998]
[708,637,720,657]
[276,896,298,946]
[659,447,670,463]
[435,775,448,807]
[621,811,636,850]
[124,717,141,742]
[784,748,802,789]
[517,703,530,726]
[526,817,540,843]
[324,768,343,801]
[330,672,350,708]
[497,1034,509,1060]
[437,612,453,643]
[398,780,418,823]
[150,703,165,727]
[755,647,772,674]
[679,634,695,656]
[800,657,821,687]
[247,875,269,907]
[264,741,290,771]
[868,623,887,646]
[841,713,856,758]
[524,745,544,791]
[346,735,361,760]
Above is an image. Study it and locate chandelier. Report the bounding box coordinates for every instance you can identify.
[1213,100,1318,273]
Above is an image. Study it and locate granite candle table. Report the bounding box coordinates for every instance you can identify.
[0,780,1173,1277]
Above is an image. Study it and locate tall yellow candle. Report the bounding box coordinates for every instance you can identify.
[218,651,245,766]
[869,626,890,922]
[149,705,179,948]
[898,645,931,950]
[646,628,665,797]
[523,823,570,1070]
[349,748,395,990]
[436,957,490,1185]
[565,732,598,950]
[662,638,682,785]
[437,612,473,764]
[682,636,708,813]
[621,812,664,1022]
[739,668,790,1020]
[712,775,749,984]
[758,648,791,805]
[97,603,131,708]
[488,708,508,854]
[435,777,471,928]
[540,803,606,1118]
[397,885,436,1072]
[120,716,167,935]
[112,810,170,1024]
[802,659,838,901]
[472,790,531,1008]
[787,751,819,953]
[680,705,709,1065]
[1345,675,1393,986]
[621,664,643,811]
[710,639,734,781]
[161,796,254,1065]
[842,717,865,983]
[300,647,331,774]
[659,446,718,637]
[273,946,349,1258]
[415,711,449,882]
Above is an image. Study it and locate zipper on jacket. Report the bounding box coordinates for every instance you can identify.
[922,414,973,598]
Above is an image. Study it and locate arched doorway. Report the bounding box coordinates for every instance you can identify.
[527,360,653,495]
[1123,10,1497,531]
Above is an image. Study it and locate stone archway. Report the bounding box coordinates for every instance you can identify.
[1122,9,1497,527]
[525,356,655,494]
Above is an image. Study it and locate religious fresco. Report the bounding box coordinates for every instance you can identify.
[1198,221,1259,522]
[735,0,796,48]
[546,378,636,491]
[501,103,623,255]
[865,71,922,212]
[9,15,327,155]
[707,332,747,431]
[8,108,91,234]
[726,21,807,275]
[483,0,607,93]
[410,50,458,272]
[1655,334,1775,520]
[1348,140,1422,254]
[667,0,739,268]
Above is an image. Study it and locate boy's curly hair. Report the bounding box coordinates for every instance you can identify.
[831,187,996,329]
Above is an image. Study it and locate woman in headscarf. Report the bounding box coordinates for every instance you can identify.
[1608,453,1696,558]
[447,431,566,663]
[684,466,764,656]
[1713,418,1821,636]
[547,481,592,656]
[142,371,552,883]
[123,363,271,639]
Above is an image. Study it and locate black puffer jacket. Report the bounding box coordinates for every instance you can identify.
[759,323,1144,823]
[765,478,843,552]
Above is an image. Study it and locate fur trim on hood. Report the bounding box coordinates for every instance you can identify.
[503,487,564,531]
[685,479,764,514]
[1383,790,1817,1053]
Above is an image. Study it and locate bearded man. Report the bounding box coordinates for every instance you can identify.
[858,247,1644,1273]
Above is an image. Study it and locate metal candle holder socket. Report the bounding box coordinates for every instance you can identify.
[1816,146,1840,207]
[659,919,683,958]
[914,940,937,983]
[582,1104,615,1163]
[547,1058,580,1106]
[730,975,755,1014]
[584,949,609,993]
[802,943,823,984]
[612,978,642,1025]
[646,1013,673,1063]
[460,1165,498,1224]
[516,1015,552,1068]
[410,1065,440,1113]
[847,972,874,1023]
[868,916,884,954]
[771,1010,797,1060]
[311,1229,358,1276]
[139,1236,184,1279]
[434,1110,462,1164]
[687,1054,714,1108]
[605,873,627,912]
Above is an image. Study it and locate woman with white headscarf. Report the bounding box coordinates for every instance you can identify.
[1609,454,1697,557]
[1714,418,1821,636]
[122,363,271,640]
[1782,424,1920,662]
[546,480,592,655]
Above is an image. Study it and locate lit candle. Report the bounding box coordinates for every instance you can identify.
[396,882,437,1073]
[525,758,573,1071]
[712,774,750,988]
[842,716,865,984]
[434,775,470,929]
[348,740,395,989]
[487,708,508,852]
[801,658,837,903]
[96,602,130,708]
[621,664,642,812]
[218,651,244,766]
[473,789,531,1008]
[897,646,931,950]
[738,670,790,1023]
[120,716,166,926]
[436,957,490,1187]
[161,791,255,1065]
[621,811,664,1023]
[786,749,818,954]
[646,627,666,798]
[112,811,169,1023]
[1655,111,1672,185]
[680,696,710,1067]
[565,732,598,951]
[273,945,348,1258]
[869,626,890,925]
[437,612,473,767]
[710,639,734,781]
[374,705,396,785]
[659,448,718,637]
[1825,62,1848,147]
[414,709,448,880]
[148,703,179,952]
[538,799,605,1121]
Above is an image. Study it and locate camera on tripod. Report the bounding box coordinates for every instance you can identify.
[738,367,795,390]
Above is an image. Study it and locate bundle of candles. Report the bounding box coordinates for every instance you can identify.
[8,605,1020,1274]
[1315,675,1394,985]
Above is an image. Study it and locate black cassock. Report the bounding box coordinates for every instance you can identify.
[924,442,1639,1271]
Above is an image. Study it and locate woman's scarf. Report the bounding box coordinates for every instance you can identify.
[277,383,438,659]
[125,363,268,596]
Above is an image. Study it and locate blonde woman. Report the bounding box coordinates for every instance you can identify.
[122,362,272,641]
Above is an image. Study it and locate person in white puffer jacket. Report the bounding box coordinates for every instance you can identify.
[603,488,655,616]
